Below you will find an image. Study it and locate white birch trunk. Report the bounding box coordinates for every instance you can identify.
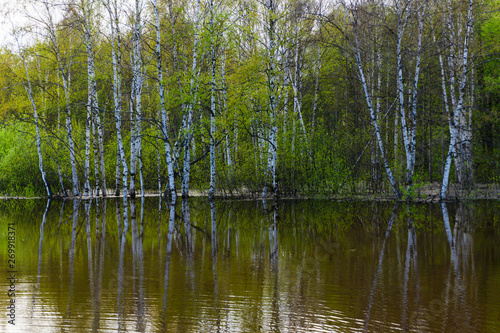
[130,0,144,199]
[115,142,121,196]
[182,0,201,198]
[407,2,426,187]
[209,0,216,199]
[81,8,98,197]
[347,4,400,198]
[396,1,412,188]
[153,0,176,199]
[263,0,279,198]
[441,0,474,199]
[106,0,129,205]
[43,2,79,196]
[19,45,51,197]
[64,78,79,197]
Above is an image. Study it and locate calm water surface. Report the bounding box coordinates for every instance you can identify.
[1,198,499,332]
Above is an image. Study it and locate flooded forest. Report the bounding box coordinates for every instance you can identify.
[1,1,500,332]
[0,0,498,200]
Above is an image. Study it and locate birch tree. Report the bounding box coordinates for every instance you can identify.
[129,0,145,198]
[73,0,106,196]
[104,0,129,204]
[394,0,427,191]
[339,0,401,198]
[440,0,475,199]
[151,0,176,199]
[17,35,52,197]
[181,0,202,198]
[262,0,280,198]
[42,0,80,196]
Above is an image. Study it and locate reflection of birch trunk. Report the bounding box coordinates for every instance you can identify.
[117,197,129,331]
[210,200,220,324]
[131,198,145,331]
[269,200,279,331]
[85,201,94,306]
[182,199,193,255]
[401,219,420,331]
[65,200,80,320]
[161,198,177,330]
[93,198,106,330]
[440,202,474,331]
[364,204,398,331]
[31,199,51,317]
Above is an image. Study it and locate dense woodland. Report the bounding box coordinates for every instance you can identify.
[0,0,498,200]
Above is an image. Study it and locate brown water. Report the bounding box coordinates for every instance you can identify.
[1,198,499,332]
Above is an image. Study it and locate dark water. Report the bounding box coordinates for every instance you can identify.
[1,198,500,332]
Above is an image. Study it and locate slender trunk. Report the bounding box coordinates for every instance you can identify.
[396,2,412,188]
[292,35,309,151]
[182,0,201,198]
[106,0,128,214]
[115,143,121,196]
[312,44,321,135]
[153,0,176,199]
[209,0,216,199]
[441,0,474,199]
[407,3,426,188]
[221,45,231,170]
[19,48,51,197]
[263,0,279,198]
[130,0,144,199]
[349,8,400,198]
[44,2,79,196]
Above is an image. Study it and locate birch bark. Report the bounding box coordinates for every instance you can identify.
[441,0,474,199]
[181,0,201,198]
[344,3,401,198]
[209,0,217,199]
[152,0,176,199]
[262,0,279,198]
[105,0,129,205]
[129,0,144,199]
[19,44,52,197]
[43,2,79,196]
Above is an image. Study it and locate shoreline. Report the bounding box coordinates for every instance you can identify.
[1,183,499,202]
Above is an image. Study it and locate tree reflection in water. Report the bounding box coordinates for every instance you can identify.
[5,198,500,332]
